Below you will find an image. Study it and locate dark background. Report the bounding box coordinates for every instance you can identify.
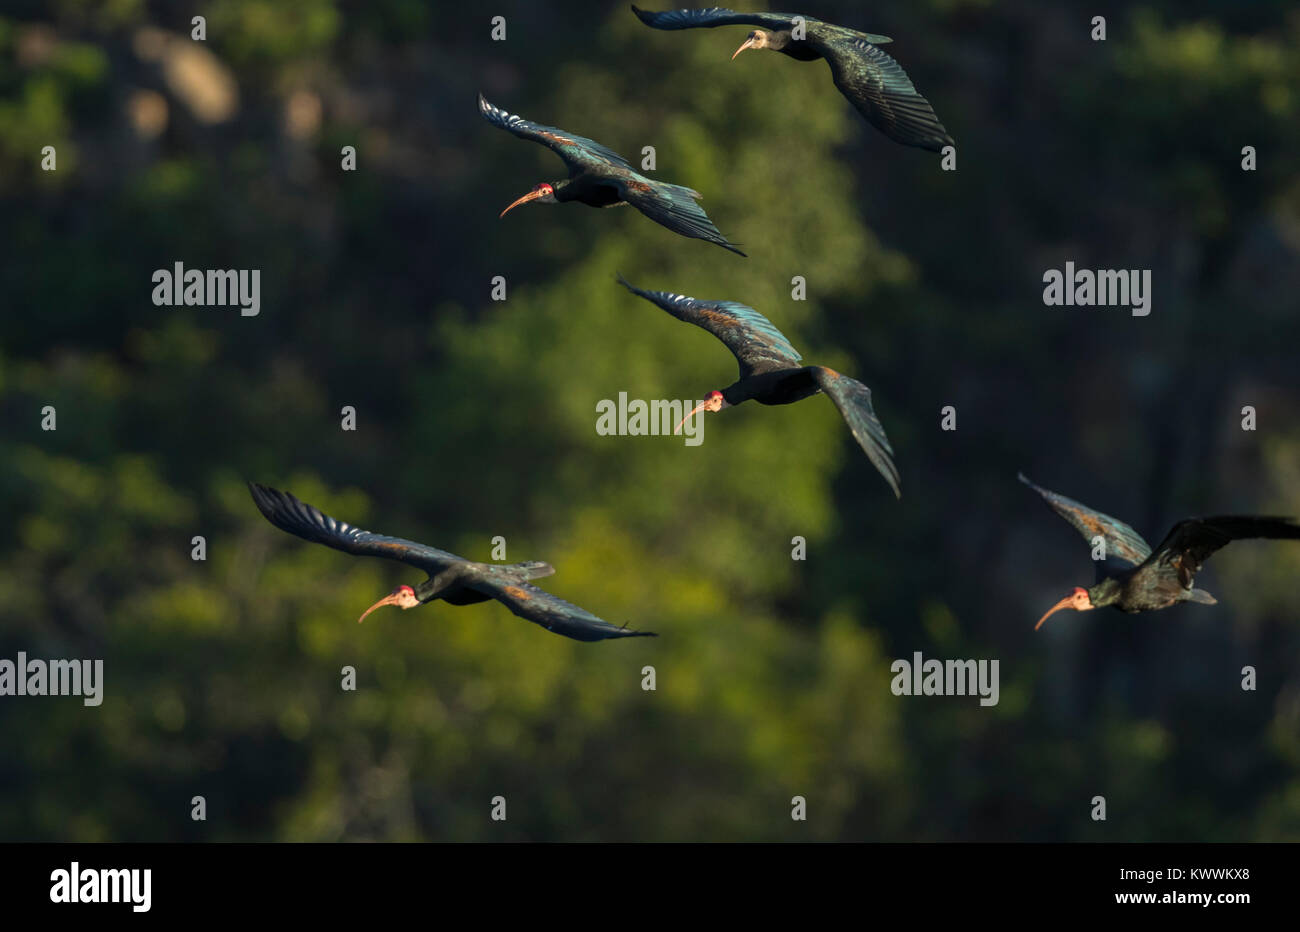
[1,0,1298,841]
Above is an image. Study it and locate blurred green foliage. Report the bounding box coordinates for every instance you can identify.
[1,0,1299,841]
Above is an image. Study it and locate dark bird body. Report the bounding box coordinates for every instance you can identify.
[1020,473,1300,628]
[249,483,654,642]
[479,95,745,256]
[619,277,900,497]
[632,6,954,152]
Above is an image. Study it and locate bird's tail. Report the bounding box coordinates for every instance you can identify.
[1187,588,1218,605]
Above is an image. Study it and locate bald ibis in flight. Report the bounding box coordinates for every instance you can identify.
[618,277,900,497]
[479,94,745,256]
[631,6,954,152]
[249,483,655,642]
[1020,473,1300,630]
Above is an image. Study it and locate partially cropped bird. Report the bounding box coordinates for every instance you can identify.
[618,277,899,497]
[631,6,953,152]
[248,483,654,642]
[479,94,745,256]
[1019,473,1300,630]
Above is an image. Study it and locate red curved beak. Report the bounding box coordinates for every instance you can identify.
[499,189,547,219]
[731,37,758,60]
[358,591,405,624]
[1034,596,1079,631]
[675,399,712,434]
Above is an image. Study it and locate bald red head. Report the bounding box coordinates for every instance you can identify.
[1034,586,1094,630]
[358,585,419,623]
[675,390,730,434]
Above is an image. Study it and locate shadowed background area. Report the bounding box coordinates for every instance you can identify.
[1,0,1299,841]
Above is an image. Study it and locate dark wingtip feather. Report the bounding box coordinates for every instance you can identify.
[915,132,955,153]
[1017,471,1051,500]
[248,482,306,531]
[248,481,313,541]
[477,93,504,124]
[248,481,279,520]
[616,274,653,298]
[616,274,670,298]
[881,456,902,499]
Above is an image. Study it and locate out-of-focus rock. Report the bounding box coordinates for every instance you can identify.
[133,26,238,124]
[127,89,169,139]
[285,90,322,140]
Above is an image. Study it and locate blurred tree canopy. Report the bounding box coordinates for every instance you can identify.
[1,0,1299,841]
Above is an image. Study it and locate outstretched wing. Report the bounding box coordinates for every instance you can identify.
[633,6,892,43]
[478,94,634,176]
[631,6,810,31]
[632,9,944,150]
[618,276,801,377]
[811,367,900,498]
[811,34,953,151]
[633,5,893,44]
[472,578,657,642]
[248,483,463,574]
[1146,516,1300,588]
[616,179,746,256]
[1018,473,1153,568]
